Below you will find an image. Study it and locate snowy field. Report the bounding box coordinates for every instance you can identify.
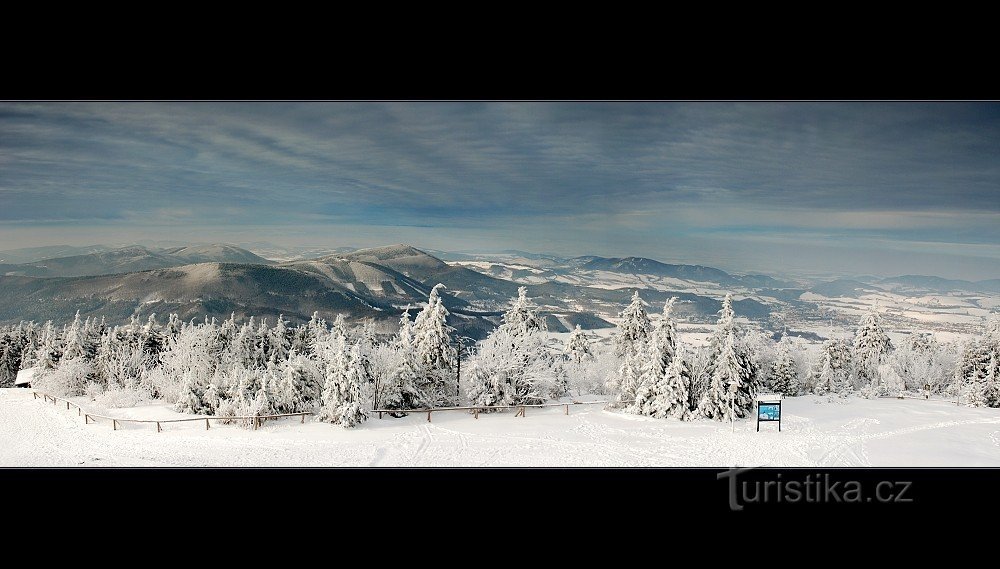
[2,388,999,467]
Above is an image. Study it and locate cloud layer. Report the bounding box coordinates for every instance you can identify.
[1,102,998,278]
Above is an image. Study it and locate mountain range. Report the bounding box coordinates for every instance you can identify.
[1,242,995,337]
[0,243,776,337]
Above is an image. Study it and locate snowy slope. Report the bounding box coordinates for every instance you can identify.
[3,389,998,467]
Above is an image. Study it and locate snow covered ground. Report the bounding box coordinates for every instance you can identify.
[2,388,999,467]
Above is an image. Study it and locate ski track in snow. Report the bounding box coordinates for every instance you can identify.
[3,389,1000,467]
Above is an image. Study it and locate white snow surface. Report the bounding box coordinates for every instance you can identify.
[2,389,999,467]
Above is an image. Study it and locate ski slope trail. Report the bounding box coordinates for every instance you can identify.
[2,389,999,467]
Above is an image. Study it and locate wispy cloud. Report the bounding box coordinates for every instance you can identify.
[1,102,998,278]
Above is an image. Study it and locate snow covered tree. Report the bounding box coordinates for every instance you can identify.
[268,315,292,363]
[698,327,758,421]
[380,309,426,413]
[957,319,1000,407]
[330,313,350,342]
[853,305,893,387]
[985,353,1000,407]
[467,288,559,409]
[613,291,650,359]
[97,327,154,391]
[292,311,326,356]
[0,327,27,388]
[768,338,799,396]
[17,321,40,370]
[139,313,166,359]
[316,340,370,427]
[608,292,652,398]
[564,325,593,364]
[697,294,759,420]
[274,349,323,413]
[644,298,679,379]
[34,321,62,371]
[411,284,457,406]
[631,345,691,419]
[161,321,218,410]
[466,327,556,408]
[62,311,97,362]
[503,286,545,334]
[622,298,681,409]
[812,339,853,396]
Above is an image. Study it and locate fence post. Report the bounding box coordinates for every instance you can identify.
[301,413,306,424]
[112,419,117,431]
[474,408,479,419]
[84,414,89,424]
[565,404,569,415]
[77,407,81,416]
[66,401,70,410]
[33,392,37,400]
[156,422,161,433]
[427,410,432,423]
[206,418,210,430]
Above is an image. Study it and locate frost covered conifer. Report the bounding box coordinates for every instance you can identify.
[269,315,292,363]
[34,321,61,371]
[412,284,457,406]
[984,352,999,407]
[644,298,679,382]
[768,338,799,396]
[613,291,650,359]
[467,288,556,408]
[503,286,545,334]
[697,294,758,420]
[564,325,593,364]
[853,305,893,386]
[381,309,425,413]
[812,339,852,396]
[62,311,96,362]
[316,340,369,427]
[632,346,691,419]
[275,349,322,412]
[330,313,349,341]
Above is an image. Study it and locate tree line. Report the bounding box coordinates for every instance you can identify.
[1,285,998,428]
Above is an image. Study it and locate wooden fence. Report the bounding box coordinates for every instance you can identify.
[33,391,623,431]
[32,391,311,432]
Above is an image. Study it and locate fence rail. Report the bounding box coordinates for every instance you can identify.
[33,391,622,430]
[32,391,311,431]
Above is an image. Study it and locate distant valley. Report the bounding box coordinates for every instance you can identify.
[0,242,996,342]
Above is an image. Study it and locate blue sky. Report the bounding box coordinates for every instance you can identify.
[1,102,998,279]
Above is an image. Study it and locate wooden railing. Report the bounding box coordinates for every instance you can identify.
[32,391,311,431]
[34,391,625,430]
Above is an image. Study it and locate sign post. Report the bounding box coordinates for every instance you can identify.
[756,393,782,432]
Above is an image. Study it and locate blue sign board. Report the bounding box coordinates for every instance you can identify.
[756,400,782,432]
[758,404,780,420]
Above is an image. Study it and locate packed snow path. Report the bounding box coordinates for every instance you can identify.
[2,389,999,467]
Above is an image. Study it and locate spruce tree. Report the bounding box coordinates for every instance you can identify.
[632,346,691,419]
[316,339,370,427]
[768,338,799,396]
[412,284,457,406]
[467,288,555,408]
[564,325,593,364]
[697,294,758,420]
[984,352,999,407]
[381,309,425,413]
[613,291,650,359]
[812,339,852,396]
[853,305,893,387]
